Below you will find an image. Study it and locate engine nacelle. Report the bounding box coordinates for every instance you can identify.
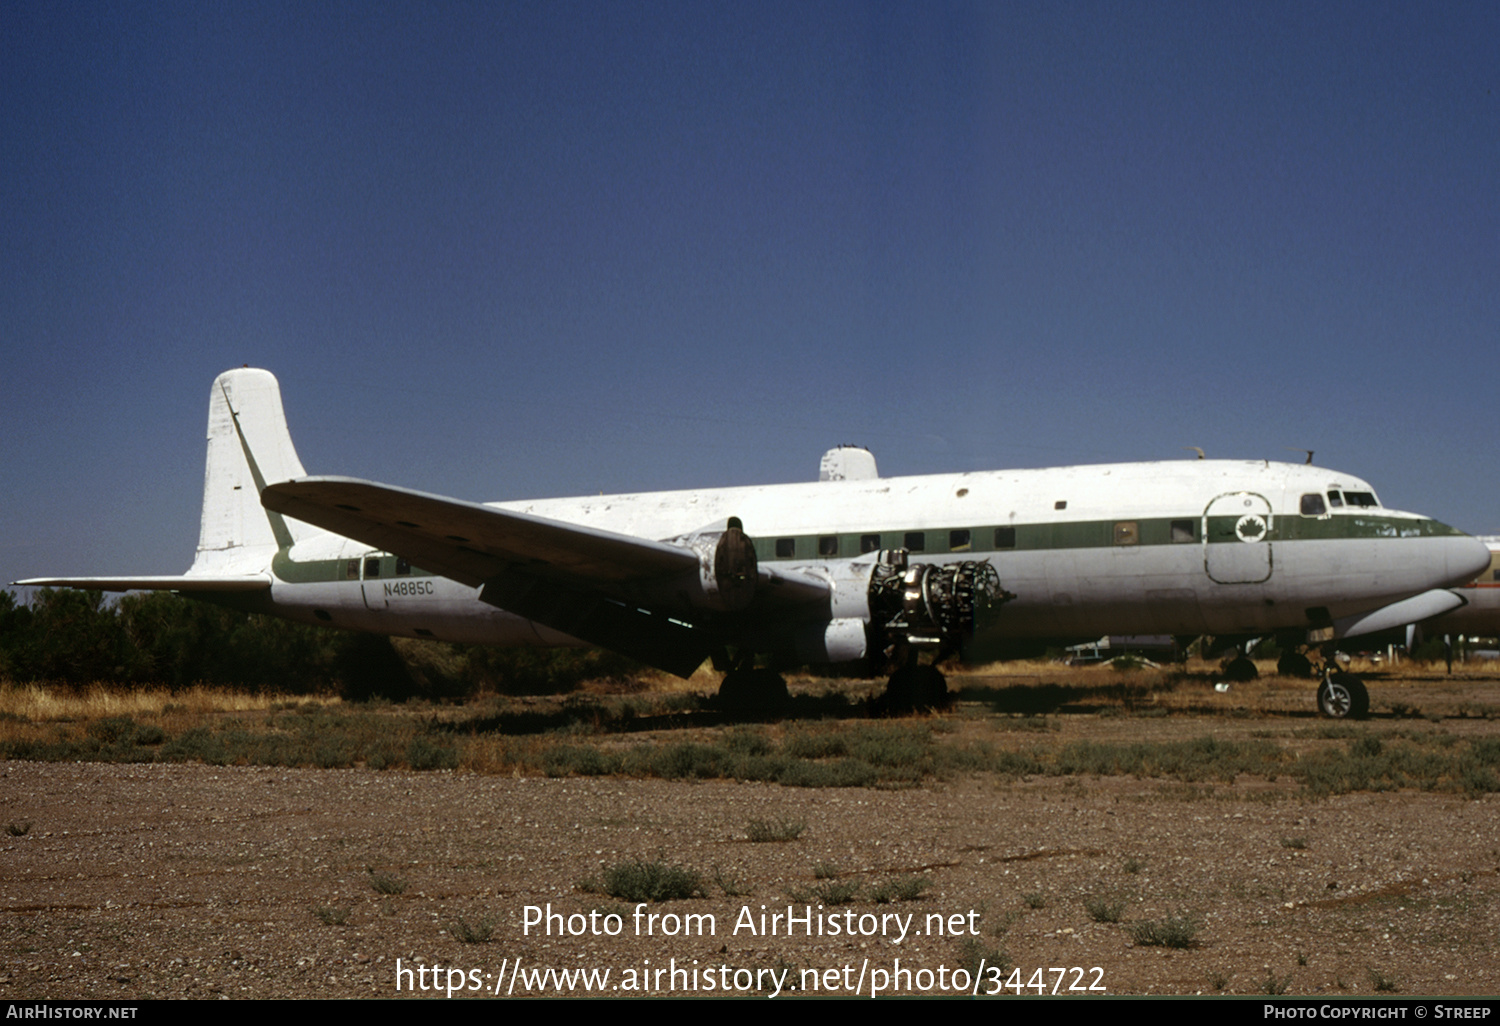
[792,617,869,664]
[871,554,1007,646]
[799,549,1011,653]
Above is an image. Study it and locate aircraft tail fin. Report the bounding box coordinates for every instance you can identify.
[190,368,320,574]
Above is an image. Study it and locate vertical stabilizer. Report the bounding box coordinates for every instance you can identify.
[191,368,314,574]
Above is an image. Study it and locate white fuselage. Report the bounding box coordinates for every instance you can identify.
[261,459,1489,649]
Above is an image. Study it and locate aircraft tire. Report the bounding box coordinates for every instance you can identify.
[1317,673,1370,720]
[880,665,949,713]
[717,669,789,713]
[1221,656,1259,682]
[1277,651,1315,678]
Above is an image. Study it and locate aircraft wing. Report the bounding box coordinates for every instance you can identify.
[12,575,271,592]
[261,476,828,676]
[262,477,710,588]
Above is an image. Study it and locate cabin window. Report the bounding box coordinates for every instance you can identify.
[1113,521,1139,546]
[1344,491,1379,508]
[949,529,971,551]
[1054,500,1067,510]
[364,557,381,579]
[904,531,925,552]
[860,533,881,553]
[1171,519,1196,543]
[1328,490,1344,508]
[818,535,839,557]
[994,526,1016,549]
[396,557,411,576]
[775,538,795,559]
[1300,493,1327,516]
[345,559,359,581]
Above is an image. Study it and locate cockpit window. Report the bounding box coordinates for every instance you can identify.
[1300,493,1327,516]
[1327,491,1344,508]
[1343,491,1379,508]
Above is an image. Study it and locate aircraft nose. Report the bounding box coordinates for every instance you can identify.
[1442,530,1493,586]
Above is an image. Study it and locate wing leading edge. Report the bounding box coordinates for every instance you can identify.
[261,477,829,676]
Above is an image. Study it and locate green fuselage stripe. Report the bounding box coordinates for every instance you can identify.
[753,513,1456,562]
[267,513,1456,582]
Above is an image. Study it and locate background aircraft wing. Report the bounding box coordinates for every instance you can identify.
[262,477,828,676]
[12,575,271,592]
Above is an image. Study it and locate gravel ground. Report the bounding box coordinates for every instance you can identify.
[4,685,1500,1000]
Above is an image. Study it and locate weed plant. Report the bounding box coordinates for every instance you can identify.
[810,880,860,905]
[312,905,350,925]
[1083,895,1125,923]
[449,916,496,943]
[746,818,805,843]
[956,937,1010,977]
[582,860,704,902]
[368,872,409,895]
[1264,972,1292,995]
[869,876,930,903]
[712,865,751,897]
[1130,914,1198,948]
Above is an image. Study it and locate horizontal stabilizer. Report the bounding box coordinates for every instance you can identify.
[12,575,271,593]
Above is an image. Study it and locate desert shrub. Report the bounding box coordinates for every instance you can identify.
[1083,895,1125,923]
[450,916,496,943]
[746,818,805,842]
[1131,914,1198,948]
[870,876,930,903]
[586,860,704,902]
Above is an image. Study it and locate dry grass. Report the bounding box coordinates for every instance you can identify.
[4,661,1498,789]
[0,682,292,722]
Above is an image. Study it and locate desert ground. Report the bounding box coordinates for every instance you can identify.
[3,662,1499,1000]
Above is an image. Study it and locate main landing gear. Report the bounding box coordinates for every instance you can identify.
[1276,650,1315,678]
[714,651,790,713]
[879,662,949,713]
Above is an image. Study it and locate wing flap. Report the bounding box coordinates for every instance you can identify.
[479,570,710,676]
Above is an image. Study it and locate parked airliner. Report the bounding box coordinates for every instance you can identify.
[17,369,1490,717]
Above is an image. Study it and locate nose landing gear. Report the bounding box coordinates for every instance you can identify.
[1316,670,1369,719]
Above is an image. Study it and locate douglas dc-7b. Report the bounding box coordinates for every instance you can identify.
[17,369,1491,718]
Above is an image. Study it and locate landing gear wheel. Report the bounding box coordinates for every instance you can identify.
[880,665,949,713]
[1277,651,1314,678]
[1221,656,1259,682]
[716,668,789,713]
[1317,672,1369,720]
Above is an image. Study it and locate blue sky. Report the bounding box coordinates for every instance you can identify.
[4,1,1497,590]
